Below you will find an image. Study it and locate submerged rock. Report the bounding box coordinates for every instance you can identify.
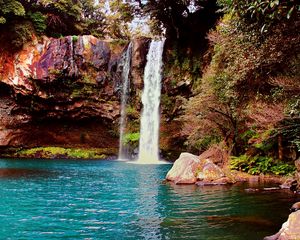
[264,209,300,240]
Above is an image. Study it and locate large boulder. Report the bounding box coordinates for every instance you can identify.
[166,153,200,184]
[264,210,300,240]
[166,152,228,184]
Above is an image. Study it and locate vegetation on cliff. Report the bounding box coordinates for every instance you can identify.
[0,0,135,49]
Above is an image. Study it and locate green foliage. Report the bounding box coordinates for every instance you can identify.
[0,16,6,24]
[0,0,25,22]
[27,11,46,34]
[134,0,219,40]
[194,135,222,151]
[286,98,300,117]
[15,147,117,159]
[160,94,174,112]
[10,22,33,49]
[70,84,95,98]
[218,0,299,32]
[72,35,79,43]
[123,132,140,144]
[103,0,134,39]
[125,106,139,119]
[230,155,296,175]
[276,117,300,152]
[0,0,108,49]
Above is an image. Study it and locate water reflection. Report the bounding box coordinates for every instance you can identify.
[0,168,51,179]
[131,165,164,239]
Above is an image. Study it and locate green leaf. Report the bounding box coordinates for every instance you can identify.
[287,6,294,19]
[0,16,6,24]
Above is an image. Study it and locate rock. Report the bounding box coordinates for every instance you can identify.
[199,145,229,166]
[166,152,200,184]
[166,152,229,185]
[196,159,225,181]
[264,210,300,240]
[280,179,297,190]
[131,38,150,89]
[290,202,300,212]
[0,35,150,150]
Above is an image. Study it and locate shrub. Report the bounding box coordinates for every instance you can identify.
[10,22,33,49]
[123,132,140,144]
[27,11,47,34]
[230,154,296,175]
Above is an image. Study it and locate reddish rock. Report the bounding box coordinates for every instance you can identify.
[0,35,149,151]
[131,38,150,89]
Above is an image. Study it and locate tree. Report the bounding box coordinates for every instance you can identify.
[102,0,135,39]
[0,0,25,24]
[0,0,108,49]
[130,0,220,48]
[218,0,300,32]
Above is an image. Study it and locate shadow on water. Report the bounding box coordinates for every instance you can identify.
[0,168,53,179]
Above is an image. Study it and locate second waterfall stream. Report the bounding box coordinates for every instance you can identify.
[137,39,165,164]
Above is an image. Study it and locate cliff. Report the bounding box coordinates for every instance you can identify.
[0,35,149,156]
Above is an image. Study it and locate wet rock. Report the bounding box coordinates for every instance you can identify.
[280,179,297,191]
[131,38,150,89]
[264,209,300,240]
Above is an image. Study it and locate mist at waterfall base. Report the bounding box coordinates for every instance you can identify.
[0,158,297,240]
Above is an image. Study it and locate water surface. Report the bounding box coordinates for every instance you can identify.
[0,159,298,240]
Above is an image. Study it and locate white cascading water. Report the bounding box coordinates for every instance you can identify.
[137,39,165,164]
[118,42,132,160]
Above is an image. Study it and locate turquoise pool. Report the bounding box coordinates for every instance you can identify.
[0,159,298,239]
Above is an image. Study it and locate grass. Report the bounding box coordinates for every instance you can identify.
[14,147,118,159]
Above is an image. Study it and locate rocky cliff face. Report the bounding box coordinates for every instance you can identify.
[0,35,149,153]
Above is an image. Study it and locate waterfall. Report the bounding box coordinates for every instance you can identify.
[137,39,165,164]
[118,42,132,160]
